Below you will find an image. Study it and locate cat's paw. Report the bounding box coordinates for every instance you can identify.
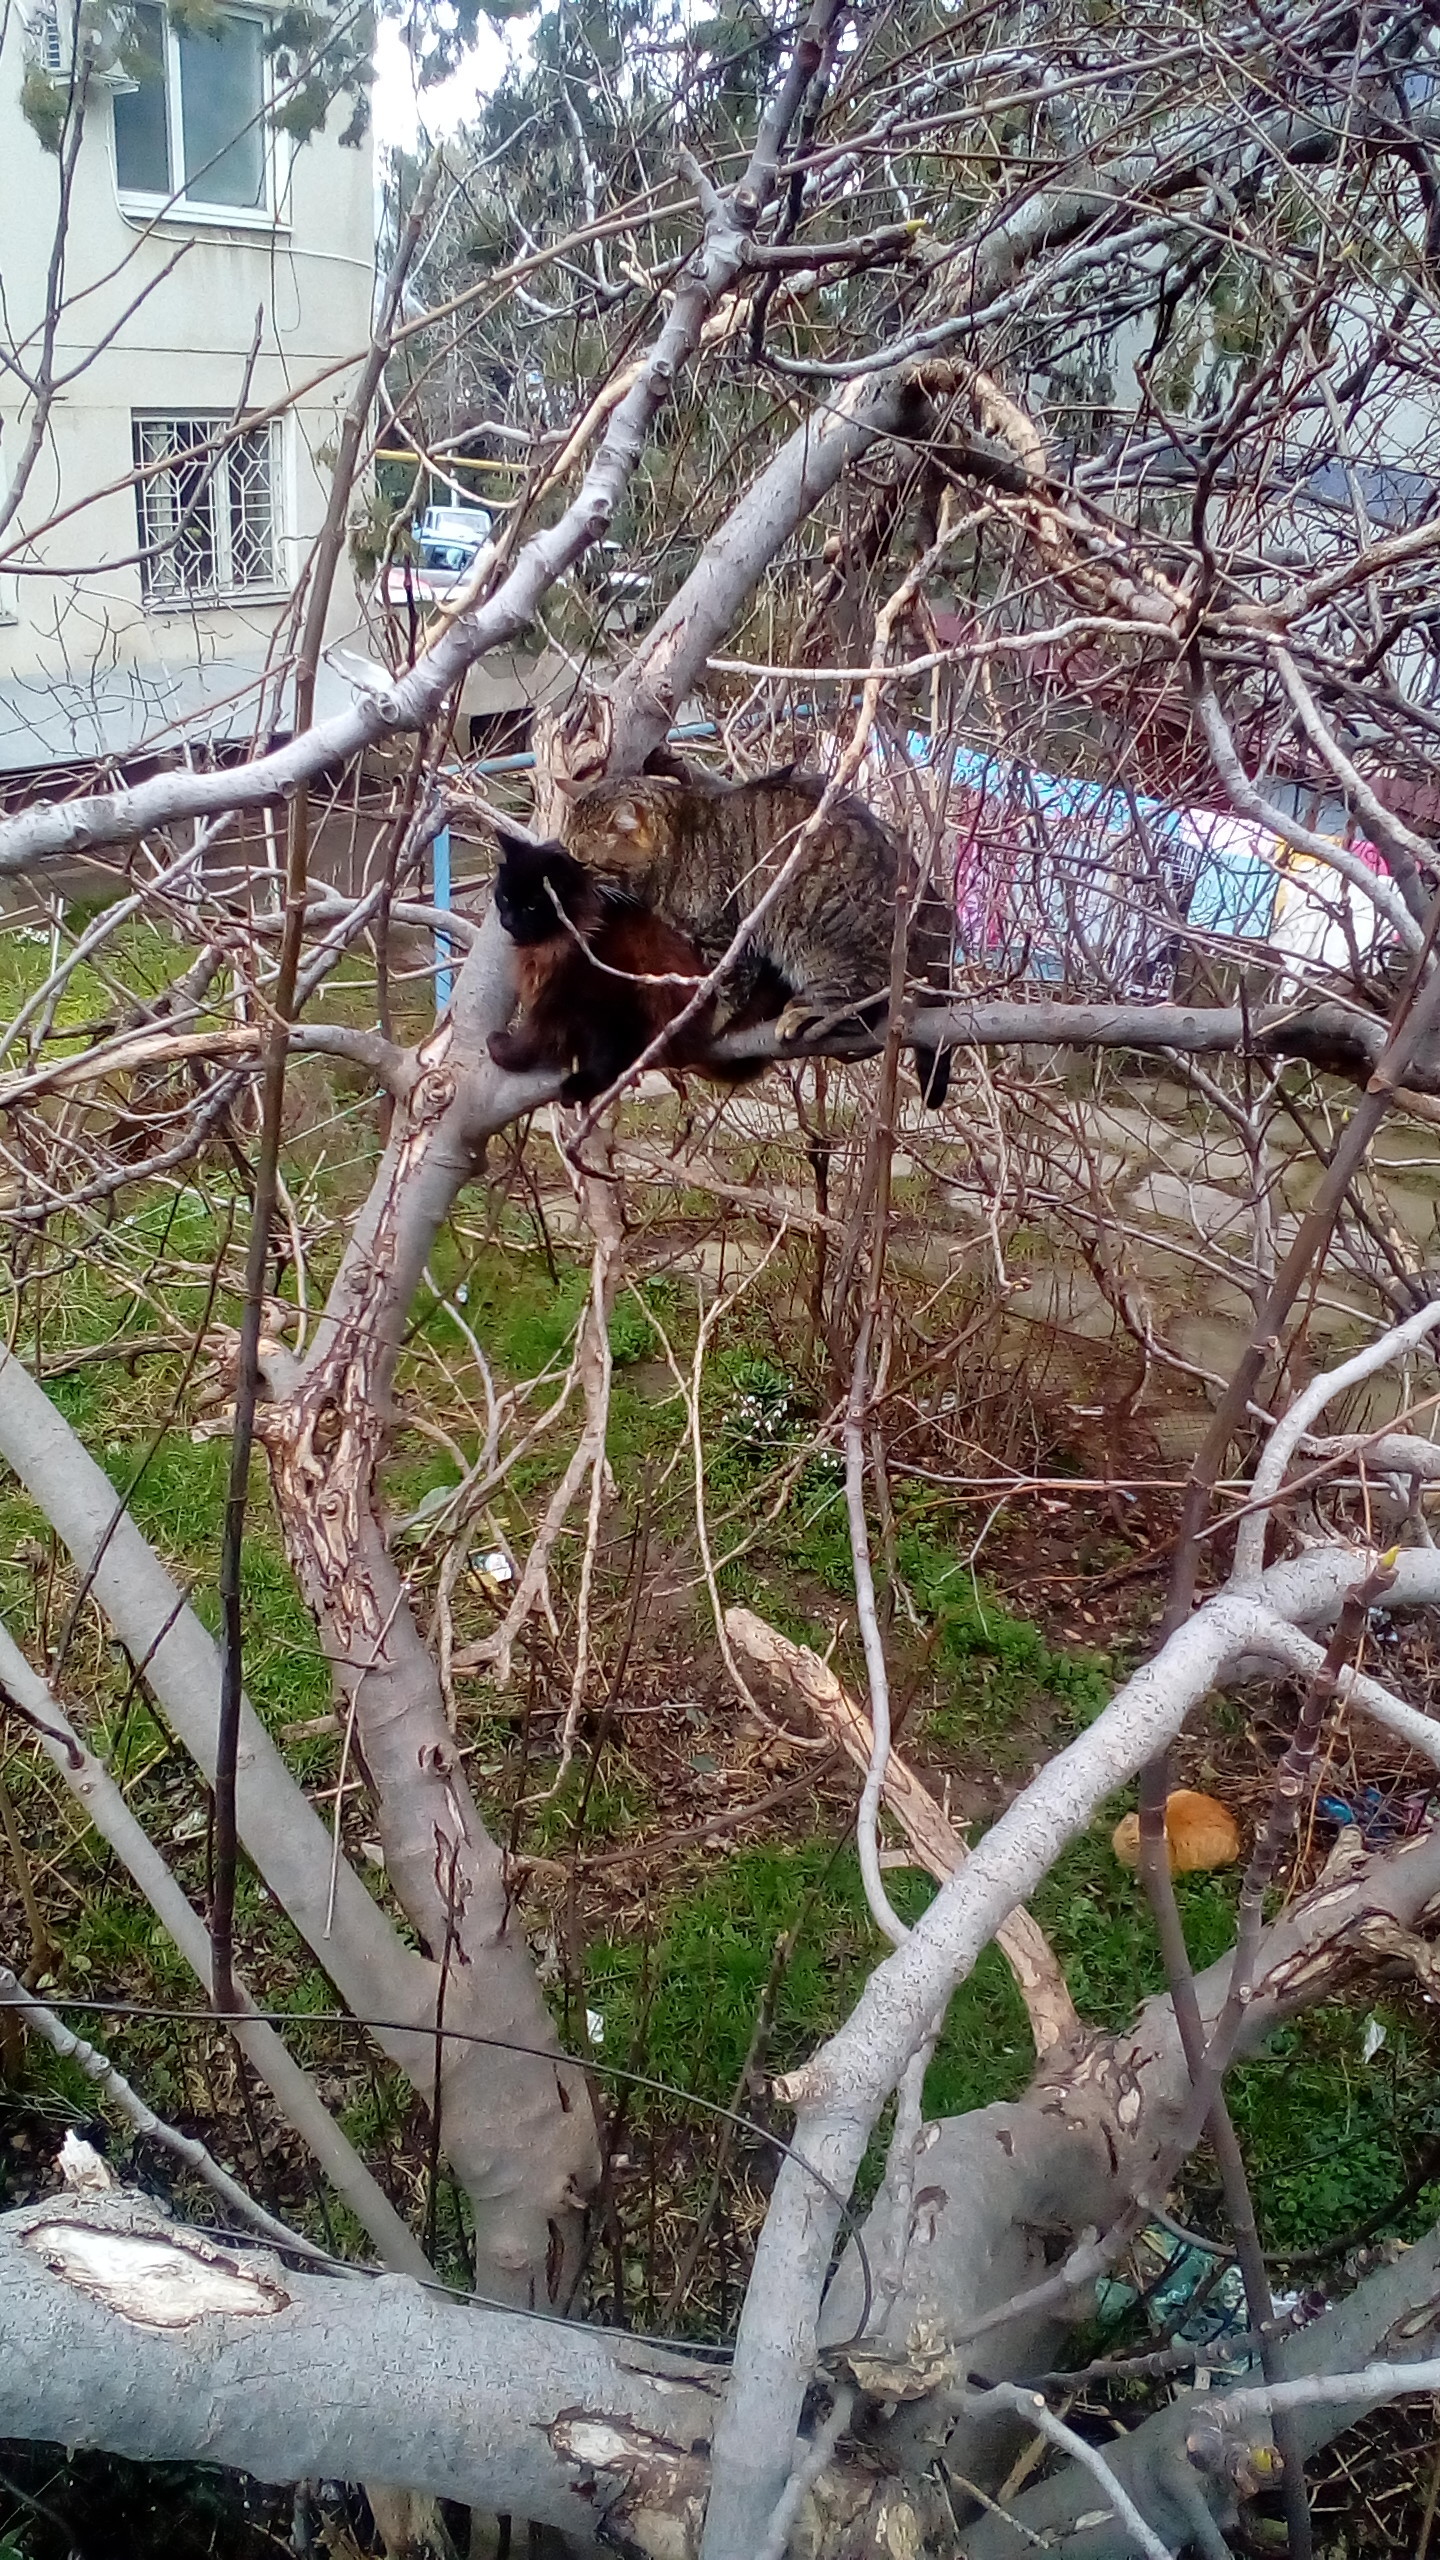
[774,997,827,1048]
[775,995,879,1048]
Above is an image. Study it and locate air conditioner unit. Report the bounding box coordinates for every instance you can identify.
[85,55,141,90]
[78,2,140,89]
[25,0,138,86]
[28,0,67,71]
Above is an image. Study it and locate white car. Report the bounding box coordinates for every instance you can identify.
[383,503,493,607]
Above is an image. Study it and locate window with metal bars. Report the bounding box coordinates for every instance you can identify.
[132,415,281,605]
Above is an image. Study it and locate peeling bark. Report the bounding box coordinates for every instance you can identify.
[700,1549,1440,2558]
[0,2189,721,2552]
[5,2160,1440,2560]
[821,1824,1440,2487]
[726,1606,1079,2058]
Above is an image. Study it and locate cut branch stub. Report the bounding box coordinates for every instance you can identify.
[723,1605,1079,2057]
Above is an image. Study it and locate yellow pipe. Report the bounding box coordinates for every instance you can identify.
[376,451,521,475]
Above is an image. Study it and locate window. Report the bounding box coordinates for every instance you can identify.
[133,414,281,604]
[113,2,269,214]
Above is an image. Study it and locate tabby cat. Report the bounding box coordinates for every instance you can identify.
[554,765,952,1106]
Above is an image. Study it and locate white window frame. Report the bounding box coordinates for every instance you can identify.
[112,3,290,232]
[133,412,286,611]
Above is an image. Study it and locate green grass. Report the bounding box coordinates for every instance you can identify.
[688,1339,1114,1757]
[1,916,1418,2326]
[7,1425,332,1743]
[0,911,216,1041]
[1031,1822,1241,2029]
[580,1824,1239,2126]
[712,1432,1112,1753]
[402,1251,682,1400]
[1224,2002,1440,2254]
[901,1521,1113,1745]
[580,1820,1425,2264]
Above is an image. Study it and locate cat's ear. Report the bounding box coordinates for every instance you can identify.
[494,824,559,865]
[543,845,590,899]
[607,797,644,836]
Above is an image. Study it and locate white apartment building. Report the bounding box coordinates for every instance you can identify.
[0,0,374,789]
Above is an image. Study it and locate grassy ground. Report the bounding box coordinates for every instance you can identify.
[5,1196,1435,2278]
[3,919,1439,2551]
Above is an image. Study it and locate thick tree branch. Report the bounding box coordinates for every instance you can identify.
[821,1820,1440,2481]
[0,2189,721,2551]
[958,2217,1440,2558]
[0,1348,568,2280]
[699,1537,1440,2557]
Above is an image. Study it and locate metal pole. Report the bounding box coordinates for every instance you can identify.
[432,823,452,1012]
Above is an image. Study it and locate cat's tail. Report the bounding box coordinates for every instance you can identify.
[910,867,954,1108]
[913,1042,951,1109]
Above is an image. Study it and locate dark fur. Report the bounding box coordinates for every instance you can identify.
[487,829,772,1102]
[1259,1002,1398,1086]
[557,767,951,1107]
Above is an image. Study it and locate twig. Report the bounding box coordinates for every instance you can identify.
[661,1920,800,2322]
[844,1306,906,1946]
[1132,838,1440,2560]
[468,1137,624,1700]
[959,2383,1175,2560]
[1134,1756,1306,2557]
[513,1132,623,1772]
[1216,2355,1440,2421]
[209,156,444,2018]
[642,1236,802,1730]
[0,1618,431,2277]
[1253,1611,1440,1765]
[754,2383,856,2560]
[0,1747,59,1976]
[1232,1304,1440,1583]
[866,2026,941,2340]
[1418,2437,1440,2560]
[940,2463,1050,2549]
[1223,1560,1397,2023]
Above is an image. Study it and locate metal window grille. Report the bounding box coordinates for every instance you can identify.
[133,415,279,603]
